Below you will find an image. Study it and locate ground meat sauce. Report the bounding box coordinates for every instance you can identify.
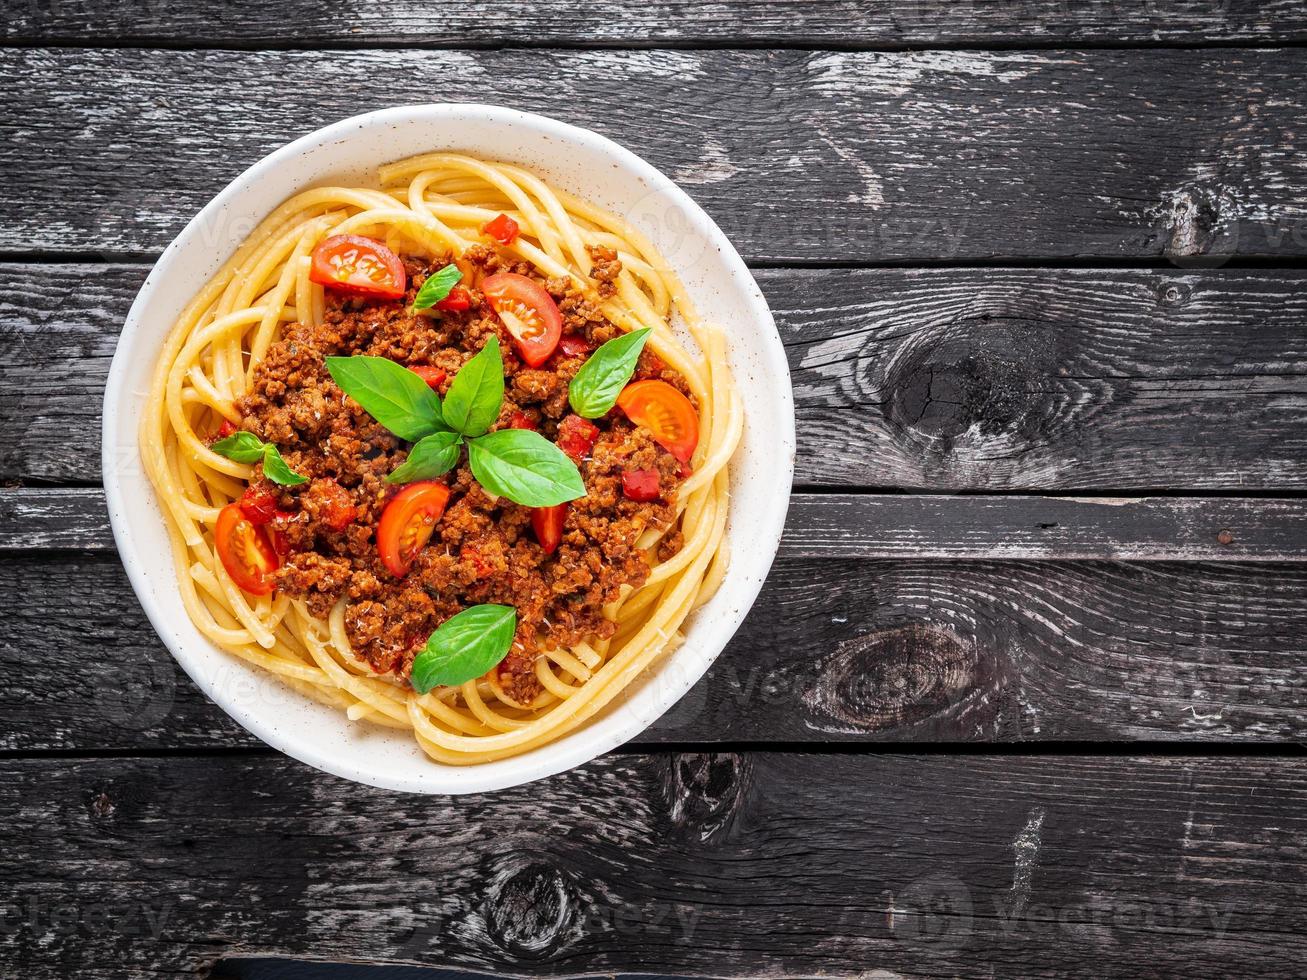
[232,245,693,703]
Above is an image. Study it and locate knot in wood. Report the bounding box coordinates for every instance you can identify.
[803,625,984,733]
[886,325,1054,449]
[1156,186,1235,268]
[665,752,748,842]
[483,855,576,958]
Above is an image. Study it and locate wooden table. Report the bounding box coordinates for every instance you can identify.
[4,3,1307,977]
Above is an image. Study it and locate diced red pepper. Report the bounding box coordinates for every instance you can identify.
[507,411,537,431]
[531,503,567,555]
[269,510,296,559]
[557,415,600,463]
[410,365,446,389]
[308,478,357,532]
[557,333,593,358]
[621,469,661,502]
[239,484,279,526]
[461,544,494,579]
[435,285,472,312]
[482,213,520,245]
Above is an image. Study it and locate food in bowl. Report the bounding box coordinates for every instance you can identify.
[139,151,743,766]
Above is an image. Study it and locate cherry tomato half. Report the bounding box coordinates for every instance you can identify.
[215,502,280,595]
[481,272,562,367]
[482,213,520,245]
[309,235,406,300]
[616,380,699,464]
[376,481,450,578]
[532,503,568,555]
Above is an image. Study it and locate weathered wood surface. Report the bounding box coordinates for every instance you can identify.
[2,752,1304,979]
[7,0,1307,46]
[9,486,1307,562]
[6,553,1307,753]
[7,263,1307,490]
[4,48,1306,262]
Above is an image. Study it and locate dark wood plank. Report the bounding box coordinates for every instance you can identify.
[5,554,1306,752]
[10,486,1307,561]
[4,48,1306,262]
[7,263,1307,490]
[1,752,1303,978]
[6,0,1307,46]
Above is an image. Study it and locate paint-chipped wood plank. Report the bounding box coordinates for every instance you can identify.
[7,0,1307,46]
[0,753,1303,978]
[6,263,1307,490]
[5,554,1307,751]
[3,48,1306,262]
[8,486,1307,562]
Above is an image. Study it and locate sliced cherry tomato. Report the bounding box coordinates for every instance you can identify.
[621,469,661,502]
[557,414,600,463]
[410,365,446,389]
[482,272,562,367]
[435,285,471,312]
[557,333,593,358]
[532,503,568,555]
[239,484,279,526]
[482,213,520,245]
[507,411,537,431]
[616,380,699,464]
[376,481,450,578]
[216,419,238,439]
[309,235,406,300]
[215,503,280,595]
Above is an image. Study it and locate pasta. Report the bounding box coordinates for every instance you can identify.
[140,152,743,765]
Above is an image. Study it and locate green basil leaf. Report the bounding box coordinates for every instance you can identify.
[261,444,308,486]
[325,355,445,442]
[386,430,463,484]
[210,430,267,464]
[466,428,586,507]
[410,604,517,692]
[568,328,652,419]
[442,335,504,438]
[410,263,463,312]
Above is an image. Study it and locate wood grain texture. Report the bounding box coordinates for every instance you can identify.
[6,0,1307,46]
[5,554,1307,752]
[4,48,1306,262]
[1,752,1304,978]
[7,263,1307,490]
[9,486,1307,561]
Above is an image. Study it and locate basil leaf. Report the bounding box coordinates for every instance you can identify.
[411,263,462,312]
[386,430,462,484]
[466,428,586,507]
[325,355,445,442]
[568,328,652,418]
[210,430,267,464]
[410,604,517,692]
[442,335,504,438]
[261,444,308,486]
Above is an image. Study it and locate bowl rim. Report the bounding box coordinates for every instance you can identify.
[102,103,794,794]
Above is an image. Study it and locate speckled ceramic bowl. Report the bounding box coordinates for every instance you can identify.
[102,104,793,794]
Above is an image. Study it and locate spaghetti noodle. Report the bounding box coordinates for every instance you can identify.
[141,152,743,765]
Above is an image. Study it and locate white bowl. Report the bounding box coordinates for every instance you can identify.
[103,104,794,794]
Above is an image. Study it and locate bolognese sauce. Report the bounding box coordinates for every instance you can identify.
[229,245,694,703]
